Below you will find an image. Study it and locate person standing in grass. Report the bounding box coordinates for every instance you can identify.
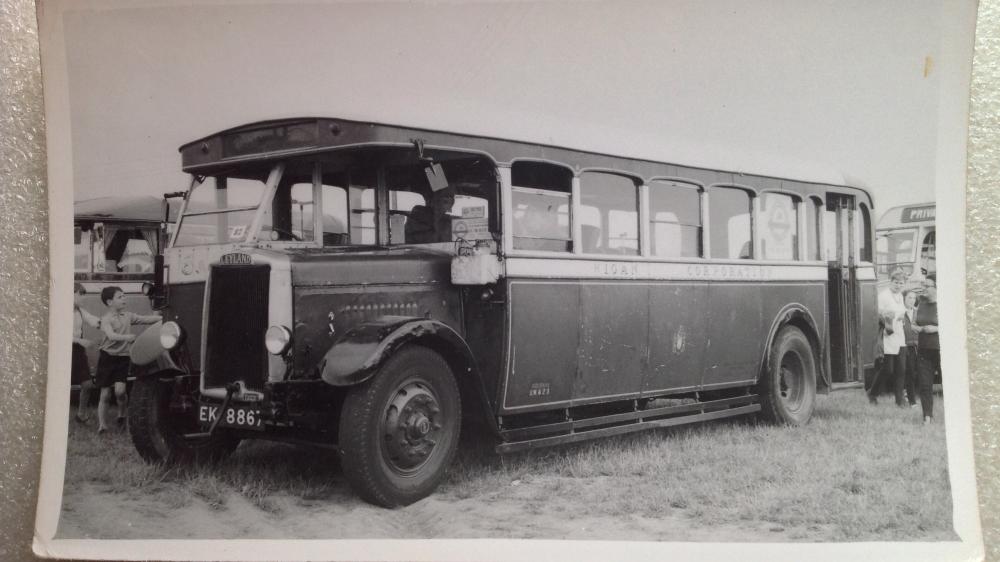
[72,283,101,423]
[901,289,920,408]
[96,286,160,433]
[869,269,907,406]
[912,275,940,424]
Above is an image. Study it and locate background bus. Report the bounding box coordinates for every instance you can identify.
[875,202,935,287]
[73,196,178,376]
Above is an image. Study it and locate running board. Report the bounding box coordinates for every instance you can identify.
[831,382,864,391]
[496,397,760,454]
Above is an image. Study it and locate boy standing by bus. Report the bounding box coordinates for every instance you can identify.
[96,286,160,433]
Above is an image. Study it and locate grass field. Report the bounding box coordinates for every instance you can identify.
[59,388,954,541]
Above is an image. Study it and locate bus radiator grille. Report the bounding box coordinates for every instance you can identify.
[203,263,270,392]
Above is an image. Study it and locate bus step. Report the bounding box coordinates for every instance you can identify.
[496,401,760,455]
[831,382,865,391]
[498,394,757,443]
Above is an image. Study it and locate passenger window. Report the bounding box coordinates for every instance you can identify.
[511,162,572,252]
[805,197,822,261]
[858,204,873,262]
[759,192,799,260]
[512,188,571,249]
[823,209,838,261]
[579,171,639,255]
[577,204,600,252]
[709,187,752,259]
[649,180,701,258]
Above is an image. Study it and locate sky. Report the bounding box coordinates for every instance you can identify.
[62,1,954,219]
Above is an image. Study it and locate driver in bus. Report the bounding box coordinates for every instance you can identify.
[406,187,455,243]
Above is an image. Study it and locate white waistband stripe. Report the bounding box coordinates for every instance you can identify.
[504,257,829,282]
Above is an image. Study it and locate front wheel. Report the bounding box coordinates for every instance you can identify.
[129,376,240,464]
[339,346,461,507]
[758,326,817,426]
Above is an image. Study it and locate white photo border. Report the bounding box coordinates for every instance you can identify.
[32,1,984,560]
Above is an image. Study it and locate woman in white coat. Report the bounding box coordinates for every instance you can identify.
[868,269,908,406]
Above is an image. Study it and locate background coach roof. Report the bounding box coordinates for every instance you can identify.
[74,196,179,224]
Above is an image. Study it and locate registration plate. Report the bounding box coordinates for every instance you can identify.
[198,403,264,430]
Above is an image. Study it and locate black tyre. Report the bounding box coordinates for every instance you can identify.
[339,346,461,507]
[129,376,240,464]
[758,326,817,426]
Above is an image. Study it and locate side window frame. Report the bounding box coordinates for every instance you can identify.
[577,169,642,256]
[507,159,575,253]
[858,202,874,263]
[707,185,756,260]
[807,195,824,262]
[646,178,704,259]
[757,190,801,261]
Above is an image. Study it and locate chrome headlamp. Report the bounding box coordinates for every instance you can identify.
[265,325,292,355]
[159,321,184,350]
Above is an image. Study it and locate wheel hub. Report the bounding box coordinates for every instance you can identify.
[382,381,442,473]
[406,413,431,439]
[778,355,804,410]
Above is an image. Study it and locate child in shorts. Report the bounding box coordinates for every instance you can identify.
[72,283,100,423]
[96,286,161,433]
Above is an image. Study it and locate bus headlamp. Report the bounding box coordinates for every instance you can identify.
[160,321,184,350]
[265,325,292,355]
[141,282,153,296]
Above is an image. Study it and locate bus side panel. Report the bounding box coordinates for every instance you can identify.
[504,281,580,409]
[462,284,507,413]
[644,283,708,393]
[703,283,763,387]
[574,283,647,401]
[703,282,827,388]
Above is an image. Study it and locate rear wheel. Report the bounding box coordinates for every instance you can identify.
[758,326,817,425]
[129,376,240,464]
[339,346,461,507]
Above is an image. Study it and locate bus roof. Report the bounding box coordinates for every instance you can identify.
[74,196,179,224]
[179,117,873,205]
[876,202,935,230]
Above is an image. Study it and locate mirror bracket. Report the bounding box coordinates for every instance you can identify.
[411,138,432,162]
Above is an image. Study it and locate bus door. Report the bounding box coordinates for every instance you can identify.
[825,194,862,383]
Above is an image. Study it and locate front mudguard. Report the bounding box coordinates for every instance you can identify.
[320,316,500,435]
[320,317,474,387]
